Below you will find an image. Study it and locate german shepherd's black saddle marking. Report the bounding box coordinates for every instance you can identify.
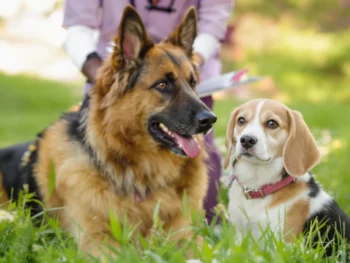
[0,137,43,215]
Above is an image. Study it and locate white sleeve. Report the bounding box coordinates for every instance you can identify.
[63,26,97,70]
[193,33,220,63]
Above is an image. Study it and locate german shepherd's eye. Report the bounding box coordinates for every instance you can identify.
[151,80,170,93]
[189,75,196,88]
[266,119,279,129]
[237,117,246,126]
[156,82,167,90]
[190,80,196,88]
[151,73,175,93]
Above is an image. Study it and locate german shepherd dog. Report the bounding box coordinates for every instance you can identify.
[0,6,216,258]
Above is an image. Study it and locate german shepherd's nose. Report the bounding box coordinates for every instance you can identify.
[195,111,217,133]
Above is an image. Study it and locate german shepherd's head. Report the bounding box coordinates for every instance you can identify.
[89,6,216,160]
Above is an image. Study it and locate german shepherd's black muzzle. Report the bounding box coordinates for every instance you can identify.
[148,87,217,158]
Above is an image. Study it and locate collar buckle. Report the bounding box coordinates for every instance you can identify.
[243,187,265,199]
[259,189,265,198]
[243,187,252,200]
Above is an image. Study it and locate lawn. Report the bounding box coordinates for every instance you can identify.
[0,67,350,262]
[0,74,81,147]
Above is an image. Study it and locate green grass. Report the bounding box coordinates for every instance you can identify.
[1,203,345,263]
[0,73,81,147]
[1,68,350,262]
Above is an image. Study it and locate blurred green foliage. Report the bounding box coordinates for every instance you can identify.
[0,73,80,147]
[235,0,350,31]
[222,0,349,106]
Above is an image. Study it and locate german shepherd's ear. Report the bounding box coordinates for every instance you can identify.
[98,6,153,108]
[283,109,320,176]
[115,5,153,64]
[165,7,197,57]
[224,106,241,169]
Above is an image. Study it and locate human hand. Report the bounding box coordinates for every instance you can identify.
[82,55,103,85]
[193,52,204,67]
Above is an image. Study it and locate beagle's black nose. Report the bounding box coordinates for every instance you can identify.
[240,135,257,149]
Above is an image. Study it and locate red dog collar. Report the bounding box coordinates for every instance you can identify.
[232,175,296,199]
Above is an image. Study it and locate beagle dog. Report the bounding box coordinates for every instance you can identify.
[224,99,350,256]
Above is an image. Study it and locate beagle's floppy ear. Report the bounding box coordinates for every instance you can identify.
[224,107,241,169]
[165,7,197,57]
[283,109,320,176]
[115,5,153,65]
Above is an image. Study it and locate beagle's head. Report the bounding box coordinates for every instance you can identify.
[224,99,320,177]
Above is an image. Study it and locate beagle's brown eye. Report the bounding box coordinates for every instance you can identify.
[156,82,167,89]
[237,117,246,126]
[267,119,279,129]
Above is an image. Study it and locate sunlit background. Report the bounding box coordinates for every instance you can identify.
[1,0,350,209]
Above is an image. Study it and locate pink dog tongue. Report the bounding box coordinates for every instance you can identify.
[173,133,200,158]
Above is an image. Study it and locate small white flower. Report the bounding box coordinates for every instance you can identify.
[0,209,15,222]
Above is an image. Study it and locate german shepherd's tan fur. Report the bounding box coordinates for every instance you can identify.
[0,6,216,259]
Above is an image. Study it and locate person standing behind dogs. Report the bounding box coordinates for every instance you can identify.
[62,0,234,224]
